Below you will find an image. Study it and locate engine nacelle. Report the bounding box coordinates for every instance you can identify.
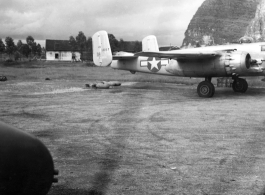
[221,51,252,75]
[165,51,260,77]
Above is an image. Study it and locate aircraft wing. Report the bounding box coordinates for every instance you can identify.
[113,56,138,60]
[134,50,220,60]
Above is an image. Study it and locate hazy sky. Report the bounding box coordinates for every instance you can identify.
[0,0,204,47]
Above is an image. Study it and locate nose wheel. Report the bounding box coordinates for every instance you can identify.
[197,79,215,98]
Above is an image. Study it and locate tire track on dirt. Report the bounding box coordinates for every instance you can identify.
[88,90,148,195]
[132,90,265,194]
[205,129,265,195]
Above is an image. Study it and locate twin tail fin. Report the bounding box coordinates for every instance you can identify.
[92,31,112,66]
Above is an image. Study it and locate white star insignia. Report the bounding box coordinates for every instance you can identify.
[149,58,159,70]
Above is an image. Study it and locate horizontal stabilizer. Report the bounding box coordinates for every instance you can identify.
[113,51,138,60]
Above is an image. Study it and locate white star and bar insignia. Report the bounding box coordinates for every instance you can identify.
[140,57,169,73]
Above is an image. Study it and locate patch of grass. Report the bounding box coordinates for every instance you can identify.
[1,61,265,87]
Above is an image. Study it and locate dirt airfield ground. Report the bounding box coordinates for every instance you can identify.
[1,62,265,195]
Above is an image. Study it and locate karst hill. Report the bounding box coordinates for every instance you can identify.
[182,0,265,46]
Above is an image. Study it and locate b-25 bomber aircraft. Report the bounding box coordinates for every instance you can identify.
[92,31,265,97]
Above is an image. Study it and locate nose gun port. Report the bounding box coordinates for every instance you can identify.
[53,169,59,183]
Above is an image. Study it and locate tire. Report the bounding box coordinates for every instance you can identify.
[232,78,248,93]
[197,81,215,98]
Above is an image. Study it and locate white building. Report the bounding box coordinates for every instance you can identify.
[45,39,81,61]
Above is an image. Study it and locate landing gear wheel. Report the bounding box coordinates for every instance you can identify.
[197,81,215,98]
[232,78,248,93]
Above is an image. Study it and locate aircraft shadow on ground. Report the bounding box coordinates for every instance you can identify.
[214,87,265,98]
[121,82,265,98]
[50,187,104,195]
[121,82,188,90]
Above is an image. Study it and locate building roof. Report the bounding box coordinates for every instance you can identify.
[46,39,80,51]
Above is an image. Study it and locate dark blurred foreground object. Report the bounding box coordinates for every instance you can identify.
[0,122,58,195]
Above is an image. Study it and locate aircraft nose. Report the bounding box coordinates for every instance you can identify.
[0,122,58,195]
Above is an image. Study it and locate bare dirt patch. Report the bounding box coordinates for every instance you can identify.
[1,64,265,195]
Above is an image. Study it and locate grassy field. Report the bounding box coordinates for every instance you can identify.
[1,61,265,87]
[0,61,202,84]
[1,61,265,195]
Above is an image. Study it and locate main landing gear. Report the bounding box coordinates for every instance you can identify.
[232,77,248,93]
[197,76,249,98]
[197,77,215,98]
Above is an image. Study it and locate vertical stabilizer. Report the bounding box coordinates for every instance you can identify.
[92,31,112,66]
[142,35,159,52]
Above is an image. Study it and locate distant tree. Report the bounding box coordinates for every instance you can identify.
[76,31,86,60]
[16,40,23,60]
[5,37,16,58]
[0,39,5,53]
[36,44,42,57]
[17,40,23,50]
[133,41,142,52]
[26,36,34,47]
[69,36,77,52]
[118,38,125,51]
[26,36,35,58]
[108,34,119,52]
[14,40,23,61]
[21,44,30,58]
[31,42,38,55]
[86,37,92,52]
[14,51,20,61]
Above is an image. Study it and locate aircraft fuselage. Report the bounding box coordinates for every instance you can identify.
[111,42,265,77]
